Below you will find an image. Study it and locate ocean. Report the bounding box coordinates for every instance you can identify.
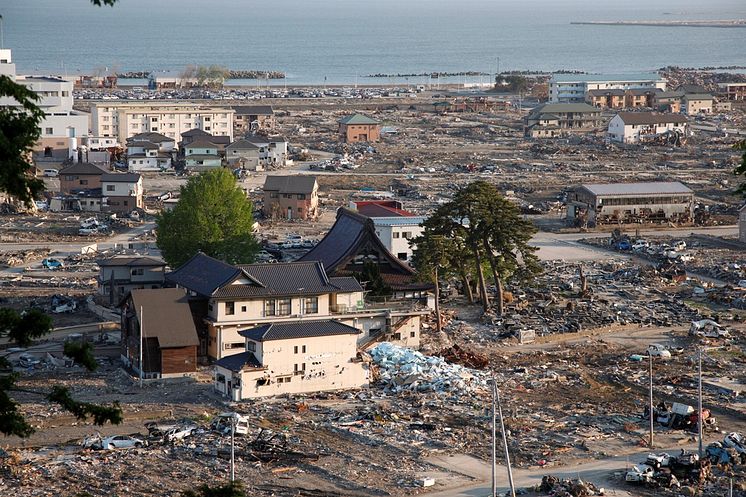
[4,0,746,85]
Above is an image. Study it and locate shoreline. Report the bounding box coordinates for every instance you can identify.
[571,19,746,28]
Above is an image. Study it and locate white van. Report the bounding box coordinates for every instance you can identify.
[43,169,59,177]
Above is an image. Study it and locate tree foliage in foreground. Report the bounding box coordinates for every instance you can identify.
[412,181,541,315]
[0,76,46,206]
[0,308,122,438]
[156,168,259,268]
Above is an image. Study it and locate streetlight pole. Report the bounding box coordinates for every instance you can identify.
[491,376,497,497]
[496,382,516,497]
[648,353,654,448]
[697,348,703,459]
[230,414,236,482]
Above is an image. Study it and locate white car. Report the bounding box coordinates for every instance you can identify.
[165,425,197,441]
[101,435,146,450]
[647,344,672,360]
[625,465,655,483]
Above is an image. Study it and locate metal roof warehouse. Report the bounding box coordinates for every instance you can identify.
[578,182,693,198]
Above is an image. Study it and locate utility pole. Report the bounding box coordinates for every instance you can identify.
[648,353,654,448]
[697,347,703,459]
[0,15,4,50]
[491,376,497,497]
[139,305,144,389]
[230,414,236,482]
[496,382,516,497]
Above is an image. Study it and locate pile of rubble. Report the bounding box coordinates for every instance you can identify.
[369,342,489,397]
[0,248,50,267]
[537,475,605,497]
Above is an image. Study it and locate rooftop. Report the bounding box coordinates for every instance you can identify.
[59,162,108,176]
[233,105,274,116]
[263,175,317,194]
[615,112,688,125]
[530,103,601,116]
[214,351,263,371]
[239,320,361,342]
[128,288,199,348]
[97,255,165,267]
[580,181,693,197]
[101,173,142,183]
[339,114,380,125]
[551,73,663,84]
[353,200,415,218]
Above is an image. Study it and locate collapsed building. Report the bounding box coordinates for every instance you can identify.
[567,181,694,227]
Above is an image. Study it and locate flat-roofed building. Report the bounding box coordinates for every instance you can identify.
[718,82,746,101]
[550,73,666,103]
[91,102,234,143]
[567,182,694,227]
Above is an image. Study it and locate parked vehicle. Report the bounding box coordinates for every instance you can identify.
[42,258,64,270]
[42,169,59,177]
[723,432,746,455]
[165,425,198,442]
[647,343,672,360]
[18,353,40,368]
[52,301,77,313]
[632,240,649,251]
[101,435,146,450]
[615,240,632,251]
[645,453,673,469]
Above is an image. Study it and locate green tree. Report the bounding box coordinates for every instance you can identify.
[495,74,529,93]
[156,168,259,268]
[354,260,392,298]
[0,309,122,437]
[0,76,46,207]
[183,481,246,497]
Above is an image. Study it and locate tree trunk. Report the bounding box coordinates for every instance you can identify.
[472,244,490,312]
[482,237,505,316]
[456,260,474,303]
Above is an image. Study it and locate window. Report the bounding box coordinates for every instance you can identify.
[393,232,400,239]
[224,342,244,350]
[397,253,408,260]
[278,298,291,316]
[263,299,275,316]
[304,297,318,314]
[302,345,306,353]
[294,346,299,354]
[80,179,88,185]
[402,232,412,239]
[297,194,306,200]
[107,185,115,192]
[294,363,306,375]
[247,341,256,352]
[225,302,235,315]
[45,127,53,135]
[410,331,416,338]
[241,305,246,312]
[131,268,144,276]
[270,192,279,198]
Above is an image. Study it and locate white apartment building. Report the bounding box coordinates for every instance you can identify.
[91,102,235,143]
[549,73,666,103]
[607,112,688,144]
[0,49,89,160]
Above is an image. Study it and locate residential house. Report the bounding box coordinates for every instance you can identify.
[339,114,381,143]
[300,208,433,301]
[262,175,319,220]
[120,288,200,379]
[350,200,425,263]
[243,134,288,167]
[683,93,714,115]
[566,182,694,227]
[101,173,144,214]
[90,102,234,143]
[525,103,602,138]
[126,141,172,172]
[166,253,423,361]
[98,255,166,305]
[607,112,688,144]
[59,162,107,194]
[225,139,263,170]
[184,139,222,171]
[84,136,119,151]
[549,73,666,103]
[214,320,367,400]
[654,91,684,113]
[233,105,276,133]
[585,89,625,109]
[49,191,104,213]
[180,128,231,152]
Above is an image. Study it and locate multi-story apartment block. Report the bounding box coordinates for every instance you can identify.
[166,253,423,361]
[0,49,89,161]
[549,73,666,103]
[91,102,234,144]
